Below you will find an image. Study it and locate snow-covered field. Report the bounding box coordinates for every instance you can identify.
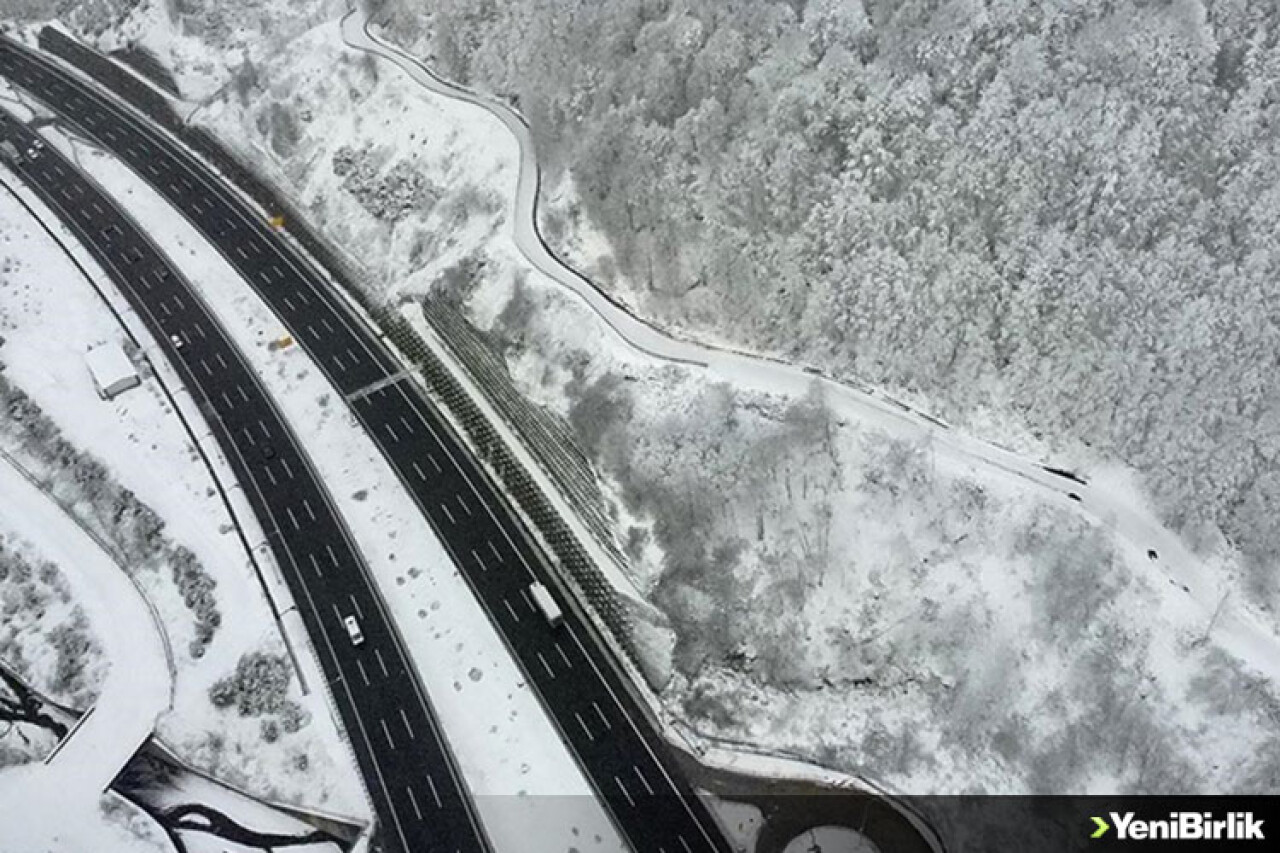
[10,0,1278,805]
[0,774,171,853]
[60,111,624,852]
[0,158,366,822]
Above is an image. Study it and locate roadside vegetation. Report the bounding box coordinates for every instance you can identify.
[0,540,103,767]
[0,542,102,708]
[209,650,311,745]
[0,373,222,659]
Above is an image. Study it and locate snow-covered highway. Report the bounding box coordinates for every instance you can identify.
[0,86,491,852]
[0,31,721,852]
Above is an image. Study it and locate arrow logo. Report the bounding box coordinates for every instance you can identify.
[1091,816,1111,839]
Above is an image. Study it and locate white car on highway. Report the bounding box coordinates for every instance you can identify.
[343,614,364,646]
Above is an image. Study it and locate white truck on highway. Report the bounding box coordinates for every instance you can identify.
[528,582,563,628]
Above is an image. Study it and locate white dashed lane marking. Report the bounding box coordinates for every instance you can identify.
[400,707,415,741]
[575,712,594,742]
[380,717,395,750]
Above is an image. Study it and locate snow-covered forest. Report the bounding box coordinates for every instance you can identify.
[384,0,1280,597]
[0,540,104,722]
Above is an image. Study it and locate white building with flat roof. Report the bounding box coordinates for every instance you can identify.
[85,343,139,400]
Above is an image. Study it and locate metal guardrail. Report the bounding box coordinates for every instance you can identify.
[107,44,180,97]
[41,704,94,765]
[37,27,378,316]
[1,122,317,694]
[374,308,639,664]
[420,301,632,573]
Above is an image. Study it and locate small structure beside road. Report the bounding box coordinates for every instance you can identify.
[84,342,139,400]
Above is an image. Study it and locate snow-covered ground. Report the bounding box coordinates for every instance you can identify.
[340,11,1280,797]
[0,157,366,818]
[0,496,105,733]
[133,749,347,853]
[54,110,624,852]
[0,453,170,849]
[0,776,171,853]
[343,11,1280,683]
[452,260,1280,795]
[782,827,878,853]
[17,0,1278,804]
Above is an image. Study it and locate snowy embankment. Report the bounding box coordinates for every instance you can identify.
[0,126,365,819]
[59,108,624,852]
[0,452,168,848]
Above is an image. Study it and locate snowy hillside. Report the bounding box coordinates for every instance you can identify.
[7,0,1278,803]
[387,0,1280,618]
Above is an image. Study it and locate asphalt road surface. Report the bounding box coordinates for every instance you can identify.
[0,37,735,853]
[0,108,490,853]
